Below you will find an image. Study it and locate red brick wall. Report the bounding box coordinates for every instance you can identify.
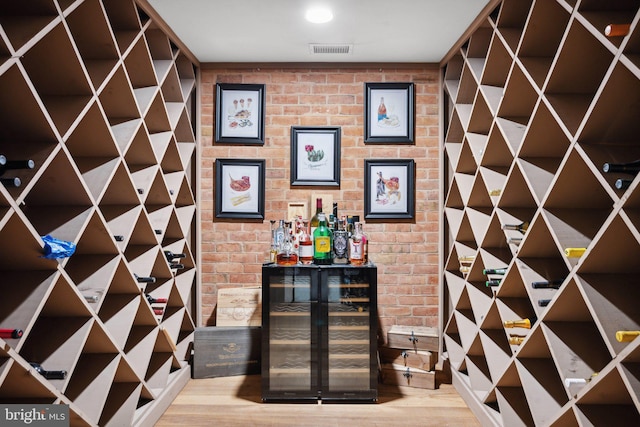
[199,64,440,335]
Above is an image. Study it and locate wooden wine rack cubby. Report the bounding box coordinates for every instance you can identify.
[441,0,640,425]
[0,1,198,426]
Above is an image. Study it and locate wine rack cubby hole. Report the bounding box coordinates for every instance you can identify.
[0,0,198,426]
[442,0,640,425]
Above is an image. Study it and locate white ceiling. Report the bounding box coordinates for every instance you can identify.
[146,0,490,64]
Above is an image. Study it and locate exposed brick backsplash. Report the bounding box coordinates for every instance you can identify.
[200,65,440,338]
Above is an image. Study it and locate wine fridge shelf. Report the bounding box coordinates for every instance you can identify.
[0,0,198,426]
[441,0,640,426]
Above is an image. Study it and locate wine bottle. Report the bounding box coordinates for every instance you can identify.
[0,177,21,187]
[0,158,35,176]
[164,250,186,262]
[146,295,168,304]
[615,179,632,190]
[538,299,552,307]
[507,237,522,245]
[153,307,164,315]
[114,235,125,242]
[458,255,475,263]
[134,274,156,283]
[615,330,640,342]
[489,188,502,197]
[459,265,471,274]
[137,188,144,194]
[154,229,162,235]
[504,317,536,329]
[30,362,67,380]
[485,279,501,287]
[604,23,630,37]
[0,328,23,339]
[502,221,529,233]
[532,279,563,289]
[483,267,508,275]
[564,247,586,258]
[508,336,524,345]
[602,159,640,175]
[84,295,100,303]
[169,263,185,270]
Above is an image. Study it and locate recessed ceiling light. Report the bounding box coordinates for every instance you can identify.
[305,6,333,24]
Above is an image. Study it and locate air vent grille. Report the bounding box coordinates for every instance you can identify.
[309,44,353,54]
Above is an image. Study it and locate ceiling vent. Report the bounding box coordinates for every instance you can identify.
[309,44,353,54]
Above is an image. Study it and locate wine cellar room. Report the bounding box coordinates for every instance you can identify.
[2,0,640,426]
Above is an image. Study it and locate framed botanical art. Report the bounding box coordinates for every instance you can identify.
[364,82,414,144]
[215,159,265,219]
[364,159,415,220]
[215,83,266,145]
[290,126,341,187]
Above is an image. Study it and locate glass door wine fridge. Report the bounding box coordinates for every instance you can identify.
[261,263,378,402]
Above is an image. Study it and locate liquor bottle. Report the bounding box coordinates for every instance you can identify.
[508,336,524,345]
[0,157,35,175]
[298,220,314,264]
[604,23,630,37]
[134,274,156,284]
[532,279,563,289]
[615,330,640,342]
[30,362,67,380]
[313,212,332,265]
[0,177,21,187]
[485,279,501,287]
[146,294,168,304]
[333,218,349,264]
[269,220,277,263]
[602,159,640,175]
[504,317,536,329]
[310,198,323,234]
[332,203,339,229]
[483,267,508,275]
[538,299,552,307]
[164,251,186,262]
[274,219,285,251]
[502,221,529,233]
[348,222,368,266]
[564,247,586,258]
[276,221,298,265]
[0,328,23,339]
[615,179,632,190]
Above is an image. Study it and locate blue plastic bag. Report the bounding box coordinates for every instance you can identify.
[41,235,76,259]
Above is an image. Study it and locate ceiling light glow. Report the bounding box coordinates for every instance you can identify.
[305,6,333,24]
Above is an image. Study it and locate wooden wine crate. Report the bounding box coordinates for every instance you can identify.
[192,326,261,379]
[216,287,262,327]
[379,346,437,371]
[381,363,437,390]
[386,325,439,352]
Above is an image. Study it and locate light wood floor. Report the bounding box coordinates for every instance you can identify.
[155,375,481,426]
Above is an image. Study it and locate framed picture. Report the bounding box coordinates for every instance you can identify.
[215,159,265,219]
[364,82,414,144]
[215,83,265,145]
[290,126,340,187]
[364,159,415,220]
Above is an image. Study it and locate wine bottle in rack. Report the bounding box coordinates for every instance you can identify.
[137,188,144,194]
[113,235,125,242]
[615,179,632,190]
[146,294,168,304]
[532,279,563,289]
[154,229,162,235]
[507,237,522,245]
[84,294,100,303]
[169,263,185,270]
[459,265,471,274]
[483,267,508,275]
[615,330,640,342]
[604,23,630,37]
[153,307,164,316]
[565,247,586,258]
[0,177,21,187]
[30,362,67,380]
[504,317,536,329]
[0,157,35,175]
[458,255,475,263]
[489,188,501,196]
[538,299,552,307]
[0,328,23,339]
[602,159,640,175]
[164,250,186,262]
[502,221,529,233]
[134,274,156,283]
[485,279,501,287]
[508,335,524,345]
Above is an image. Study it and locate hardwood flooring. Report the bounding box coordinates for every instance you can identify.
[155,374,481,426]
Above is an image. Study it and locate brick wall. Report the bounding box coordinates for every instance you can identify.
[199,64,440,335]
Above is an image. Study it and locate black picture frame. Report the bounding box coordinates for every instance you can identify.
[364,82,415,144]
[290,126,341,187]
[215,159,265,219]
[364,159,415,220]
[215,83,266,145]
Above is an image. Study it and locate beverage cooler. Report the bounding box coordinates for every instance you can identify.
[261,264,378,402]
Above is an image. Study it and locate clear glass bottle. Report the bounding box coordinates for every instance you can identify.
[313,212,332,265]
[277,222,298,265]
[274,219,285,251]
[333,218,348,264]
[298,219,314,264]
[348,222,367,265]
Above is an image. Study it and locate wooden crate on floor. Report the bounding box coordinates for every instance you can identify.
[381,363,437,390]
[192,326,261,379]
[379,346,437,372]
[386,325,439,352]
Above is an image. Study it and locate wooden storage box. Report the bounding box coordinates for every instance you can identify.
[386,325,439,352]
[379,346,437,371]
[381,363,437,390]
[216,287,262,327]
[192,327,261,379]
